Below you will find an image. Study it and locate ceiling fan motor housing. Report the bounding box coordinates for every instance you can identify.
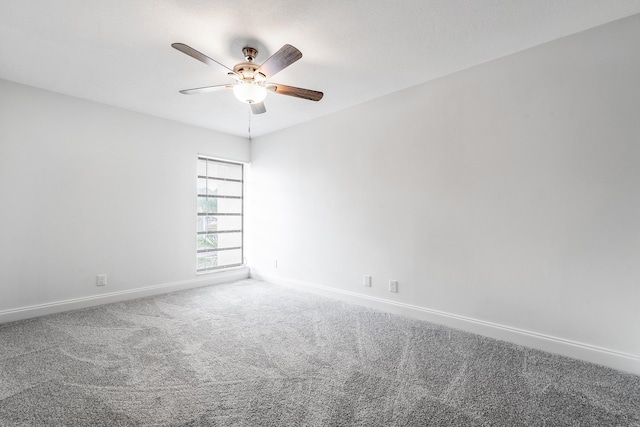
[233,47,266,81]
[233,62,265,81]
[242,47,258,62]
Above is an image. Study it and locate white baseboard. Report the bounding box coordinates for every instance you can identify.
[250,270,640,376]
[0,267,250,324]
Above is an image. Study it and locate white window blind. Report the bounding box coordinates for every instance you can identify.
[196,156,244,272]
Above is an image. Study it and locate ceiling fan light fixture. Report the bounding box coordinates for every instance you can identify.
[233,81,267,104]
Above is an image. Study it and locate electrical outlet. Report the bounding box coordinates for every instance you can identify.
[96,274,107,287]
[363,275,371,287]
[275,259,278,268]
[389,280,398,293]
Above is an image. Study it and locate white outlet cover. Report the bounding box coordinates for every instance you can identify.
[389,280,398,293]
[364,275,372,287]
[97,274,107,286]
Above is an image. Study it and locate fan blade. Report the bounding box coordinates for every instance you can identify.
[257,44,302,78]
[171,43,235,73]
[269,84,323,101]
[250,102,267,114]
[179,85,233,95]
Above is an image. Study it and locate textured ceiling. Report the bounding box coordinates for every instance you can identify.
[1,1,640,138]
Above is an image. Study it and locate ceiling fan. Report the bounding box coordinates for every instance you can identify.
[172,43,323,114]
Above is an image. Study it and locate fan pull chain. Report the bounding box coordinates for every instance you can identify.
[248,107,252,141]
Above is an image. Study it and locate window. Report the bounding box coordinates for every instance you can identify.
[196,156,244,272]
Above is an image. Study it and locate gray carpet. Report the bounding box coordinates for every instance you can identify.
[1,279,638,426]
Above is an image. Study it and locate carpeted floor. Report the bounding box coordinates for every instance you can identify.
[1,279,638,426]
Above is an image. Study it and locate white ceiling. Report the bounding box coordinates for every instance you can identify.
[1,1,640,138]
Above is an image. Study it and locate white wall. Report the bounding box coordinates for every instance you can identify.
[247,14,640,371]
[0,79,250,318]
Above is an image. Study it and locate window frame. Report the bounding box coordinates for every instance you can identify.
[196,155,244,273]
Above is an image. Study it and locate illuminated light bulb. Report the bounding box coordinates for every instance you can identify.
[233,81,267,104]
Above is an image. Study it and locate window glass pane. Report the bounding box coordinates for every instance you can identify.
[197,197,240,214]
[207,180,242,197]
[197,197,218,214]
[217,249,243,266]
[197,232,242,251]
[197,216,219,233]
[205,161,222,178]
[197,252,217,270]
[197,215,241,232]
[197,159,207,177]
[197,178,207,195]
[223,163,243,180]
[206,161,243,181]
[217,232,242,249]
[196,249,242,271]
[215,215,242,231]
[216,198,242,214]
[197,234,218,251]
